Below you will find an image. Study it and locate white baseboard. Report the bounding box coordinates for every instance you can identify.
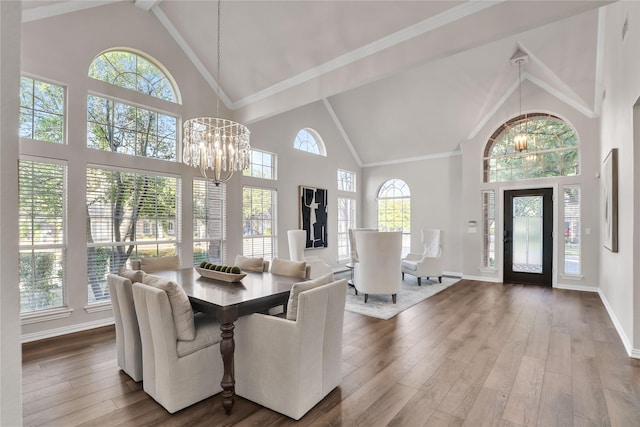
[21,317,115,343]
[597,289,638,359]
[555,283,599,292]
[443,271,463,278]
[462,275,501,283]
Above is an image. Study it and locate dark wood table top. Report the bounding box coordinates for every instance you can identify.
[152,267,301,316]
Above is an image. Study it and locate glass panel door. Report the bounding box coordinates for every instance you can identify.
[504,188,553,286]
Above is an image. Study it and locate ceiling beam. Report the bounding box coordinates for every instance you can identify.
[134,0,162,12]
[22,0,123,23]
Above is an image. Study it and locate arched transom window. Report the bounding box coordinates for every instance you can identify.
[89,49,178,103]
[484,113,579,182]
[294,128,326,156]
[377,178,410,256]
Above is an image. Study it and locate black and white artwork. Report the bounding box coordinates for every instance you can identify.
[299,186,328,248]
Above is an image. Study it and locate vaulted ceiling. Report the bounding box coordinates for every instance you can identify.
[22,0,614,165]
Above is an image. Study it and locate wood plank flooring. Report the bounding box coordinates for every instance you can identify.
[22,280,640,426]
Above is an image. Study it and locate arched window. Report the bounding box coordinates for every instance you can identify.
[293,128,326,156]
[89,49,178,103]
[377,179,410,256]
[484,113,579,182]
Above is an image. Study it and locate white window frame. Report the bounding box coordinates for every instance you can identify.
[243,148,276,180]
[293,128,326,156]
[377,179,411,257]
[19,75,66,144]
[481,190,496,270]
[337,197,356,263]
[338,169,356,192]
[563,185,581,276]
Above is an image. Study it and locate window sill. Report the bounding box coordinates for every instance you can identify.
[21,307,74,325]
[84,301,112,314]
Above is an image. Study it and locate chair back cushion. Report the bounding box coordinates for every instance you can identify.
[422,229,442,257]
[118,267,145,283]
[348,228,377,263]
[139,255,180,273]
[286,272,334,321]
[271,257,307,279]
[142,274,195,341]
[234,255,265,272]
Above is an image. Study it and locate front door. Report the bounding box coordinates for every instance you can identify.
[503,188,553,286]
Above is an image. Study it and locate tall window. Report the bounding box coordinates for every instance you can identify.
[87,95,177,160]
[19,159,66,313]
[242,186,276,258]
[482,190,496,269]
[89,50,177,102]
[377,179,410,256]
[243,148,276,180]
[484,113,579,182]
[563,185,581,275]
[293,128,326,156]
[338,169,356,192]
[19,77,65,144]
[337,198,356,262]
[193,179,226,265]
[86,167,178,302]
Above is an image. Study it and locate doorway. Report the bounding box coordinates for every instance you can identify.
[503,188,553,286]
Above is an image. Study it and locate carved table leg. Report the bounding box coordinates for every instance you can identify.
[219,306,238,414]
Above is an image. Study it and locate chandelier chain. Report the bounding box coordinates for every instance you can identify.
[216,0,221,118]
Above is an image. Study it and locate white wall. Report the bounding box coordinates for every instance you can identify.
[234,100,362,266]
[0,2,23,424]
[599,1,640,356]
[460,80,601,289]
[361,154,463,275]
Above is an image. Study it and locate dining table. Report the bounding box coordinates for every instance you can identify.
[152,267,303,414]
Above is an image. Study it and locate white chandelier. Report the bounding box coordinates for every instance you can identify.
[182,0,250,185]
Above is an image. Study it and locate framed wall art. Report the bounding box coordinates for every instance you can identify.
[603,148,618,252]
[299,186,328,248]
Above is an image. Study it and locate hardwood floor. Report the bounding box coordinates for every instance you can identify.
[22,280,640,426]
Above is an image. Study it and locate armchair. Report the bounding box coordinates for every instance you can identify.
[287,229,333,279]
[353,231,402,303]
[401,229,443,285]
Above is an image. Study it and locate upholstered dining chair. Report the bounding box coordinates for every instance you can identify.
[234,255,270,272]
[234,276,347,420]
[401,229,443,285]
[132,275,224,413]
[130,255,180,273]
[107,272,144,382]
[353,231,402,303]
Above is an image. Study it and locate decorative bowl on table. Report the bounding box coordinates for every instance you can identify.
[196,262,247,282]
[195,265,246,282]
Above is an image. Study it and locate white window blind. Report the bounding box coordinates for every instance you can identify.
[193,179,226,265]
[86,167,179,302]
[242,186,276,258]
[19,159,66,313]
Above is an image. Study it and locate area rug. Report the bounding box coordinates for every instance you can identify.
[342,276,460,320]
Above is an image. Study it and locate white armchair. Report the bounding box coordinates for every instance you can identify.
[287,229,333,279]
[234,278,347,420]
[132,277,223,413]
[401,229,443,285]
[348,228,377,264]
[353,231,402,303]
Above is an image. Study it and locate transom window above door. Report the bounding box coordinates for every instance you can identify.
[483,113,579,182]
